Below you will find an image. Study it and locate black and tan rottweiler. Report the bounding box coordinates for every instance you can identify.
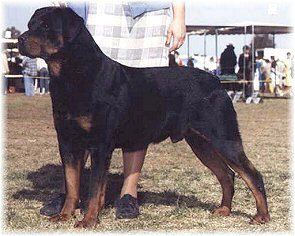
[18,7,270,228]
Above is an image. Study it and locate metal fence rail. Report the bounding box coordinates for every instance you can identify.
[4,74,270,84]
[4,75,50,79]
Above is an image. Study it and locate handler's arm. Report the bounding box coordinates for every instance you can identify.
[166,0,186,52]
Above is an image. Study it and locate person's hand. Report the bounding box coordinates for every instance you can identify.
[166,1,186,52]
[166,18,186,52]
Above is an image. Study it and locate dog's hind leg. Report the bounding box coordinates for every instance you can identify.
[185,131,235,216]
[217,147,270,224]
[187,90,269,223]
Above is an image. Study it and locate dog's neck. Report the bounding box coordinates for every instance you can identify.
[46,28,104,79]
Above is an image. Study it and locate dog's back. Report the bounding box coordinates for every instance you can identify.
[115,65,239,152]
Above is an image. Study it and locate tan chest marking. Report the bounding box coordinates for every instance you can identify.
[44,39,60,55]
[74,116,92,132]
[48,60,61,77]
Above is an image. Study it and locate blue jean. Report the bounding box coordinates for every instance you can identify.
[3,75,7,94]
[39,68,50,93]
[23,74,35,96]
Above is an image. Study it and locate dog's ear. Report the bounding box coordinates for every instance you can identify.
[28,7,56,29]
[60,8,84,43]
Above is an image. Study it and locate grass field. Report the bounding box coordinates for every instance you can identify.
[3,94,292,232]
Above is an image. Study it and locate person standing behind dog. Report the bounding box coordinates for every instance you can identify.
[2,51,9,94]
[187,57,194,68]
[85,2,185,219]
[42,0,186,220]
[220,44,237,75]
[284,52,293,88]
[238,45,252,98]
[36,58,49,94]
[22,56,37,96]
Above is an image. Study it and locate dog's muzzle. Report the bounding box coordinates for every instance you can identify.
[18,33,27,55]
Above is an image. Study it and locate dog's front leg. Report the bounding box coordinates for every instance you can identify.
[49,145,86,222]
[74,146,113,228]
[75,105,118,228]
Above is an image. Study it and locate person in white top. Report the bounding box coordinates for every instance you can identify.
[36,58,50,94]
[2,51,9,94]
[36,58,48,71]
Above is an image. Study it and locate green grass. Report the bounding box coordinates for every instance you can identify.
[4,94,292,232]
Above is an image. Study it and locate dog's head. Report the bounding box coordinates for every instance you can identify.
[18,7,84,59]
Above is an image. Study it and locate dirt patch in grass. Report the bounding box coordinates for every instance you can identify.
[3,94,292,232]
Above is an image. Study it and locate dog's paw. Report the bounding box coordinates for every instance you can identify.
[74,218,97,228]
[250,213,270,224]
[49,213,72,222]
[212,206,231,216]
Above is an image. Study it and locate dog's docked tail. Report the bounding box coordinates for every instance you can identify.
[187,89,243,157]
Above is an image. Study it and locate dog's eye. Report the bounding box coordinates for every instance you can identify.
[43,24,49,30]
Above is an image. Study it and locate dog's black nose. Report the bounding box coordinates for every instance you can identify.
[18,34,27,55]
[18,32,28,44]
[18,35,25,43]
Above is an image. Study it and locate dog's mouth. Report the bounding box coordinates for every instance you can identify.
[18,44,26,56]
[18,35,27,56]
[18,44,40,58]
[18,36,62,60]
[18,33,43,58]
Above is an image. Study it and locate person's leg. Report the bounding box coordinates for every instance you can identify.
[24,75,35,96]
[40,71,45,94]
[115,149,147,219]
[40,68,49,94]
[261,73,265,93]
[24,75,28,95]
[44,70,50,93]
[24,75,31,96]
[45,78,50,93]
[30,77,35,96]
[245,74,252,98]
[3,75,7,94]
[120,149,147,198]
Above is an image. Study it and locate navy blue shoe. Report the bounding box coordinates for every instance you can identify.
[115,194,140,219]
[40,194,86,216]
[40,193,65,217]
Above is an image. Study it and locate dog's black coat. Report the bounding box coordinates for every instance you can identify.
[47,14,239,156]
[18,7,269,226]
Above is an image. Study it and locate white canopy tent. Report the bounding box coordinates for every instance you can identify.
[186,22,293,96]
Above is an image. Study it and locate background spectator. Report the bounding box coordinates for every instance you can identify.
[261,59,271,93]
[238,45,252,97]
[37,58,49,94]
[2,51,9,94]
[284,52,293,88]
[255,52,264,92]
[220,44,237,75]
[187,57,194,68]
[22,56,37,96]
